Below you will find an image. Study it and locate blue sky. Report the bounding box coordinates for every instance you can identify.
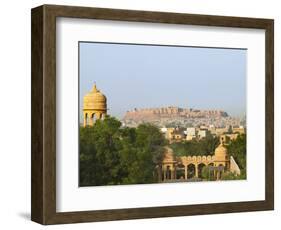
[79,42,246,121]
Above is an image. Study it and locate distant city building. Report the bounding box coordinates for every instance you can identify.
[186,127,196,136]
[198,129,210,139]
[173,130,185,142]
[215,127,229,136]
[161,127,187,143]
[165,128,175,140]
[160,127,168,133]
[161,124,245,143]
[208,125,216,135]
[200,125,208,130]
[232,126,246,135]
[222,133,239,141]
[186,127,196,141]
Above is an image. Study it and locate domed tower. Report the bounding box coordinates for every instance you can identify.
[83,83,107,126]
[161,147,177,181]
[214,137,229,169]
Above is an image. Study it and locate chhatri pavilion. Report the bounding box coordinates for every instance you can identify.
[83,83,107,127]
[159,136,241,181]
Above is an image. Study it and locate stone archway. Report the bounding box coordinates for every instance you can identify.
[176,164,185,179]
[187,164,196,179]
[208,163,215,180]
[91,113,96,124]
[166,166,172,180]
[101,113,106,120]
[198,163,206,178]
[217,164,225,180]
[88,113,95,126]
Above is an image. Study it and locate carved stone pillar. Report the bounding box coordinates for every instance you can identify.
[171,168,175,180]
[216,171,220,180]
[83,115,87,127]
[184,165,187,180]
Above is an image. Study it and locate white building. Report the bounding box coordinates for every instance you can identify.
[198,129,210,139]
[186,127,196,140]
[160,127,168,133]
[186,127,196,136]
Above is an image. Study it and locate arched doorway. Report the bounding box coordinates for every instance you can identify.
[198,163,206,178]
[166,166,172,180]
[208,163,215,180]
[217,164,225,180]
[176,164,185,179]
[91,113,96,123]
[101,113,105,120]
[187,164,196,179]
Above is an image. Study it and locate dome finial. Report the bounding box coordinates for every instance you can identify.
[220,136,227,146]
[93,82,98,93]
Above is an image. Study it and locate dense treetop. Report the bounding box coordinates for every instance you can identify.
[79,116,166,186]
[169,135,219,156]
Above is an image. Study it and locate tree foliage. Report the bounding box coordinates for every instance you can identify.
[227,134,246,170]
[221,169,246,180]
[79,116,166,186]
[169,135,219,156]
[201,166,215,181]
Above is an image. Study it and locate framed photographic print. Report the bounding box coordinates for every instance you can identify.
[31,4,274,225]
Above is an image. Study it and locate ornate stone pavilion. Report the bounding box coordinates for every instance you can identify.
[83,83,107,126]
[159,137,241,181]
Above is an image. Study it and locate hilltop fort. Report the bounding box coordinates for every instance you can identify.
[124,106,228,121]
[122,106,239,128]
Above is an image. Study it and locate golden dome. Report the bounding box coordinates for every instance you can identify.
[214,143,228,161]
[215,144,227,156]
[83,84,107,111]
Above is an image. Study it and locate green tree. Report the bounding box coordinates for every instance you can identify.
[221,169,246,180]
[227,134,246,170]
[79,118,166,186]
[201,166,215,181]
[122,124,166,184]
[170,135,219,156]
[79,116,123,186]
